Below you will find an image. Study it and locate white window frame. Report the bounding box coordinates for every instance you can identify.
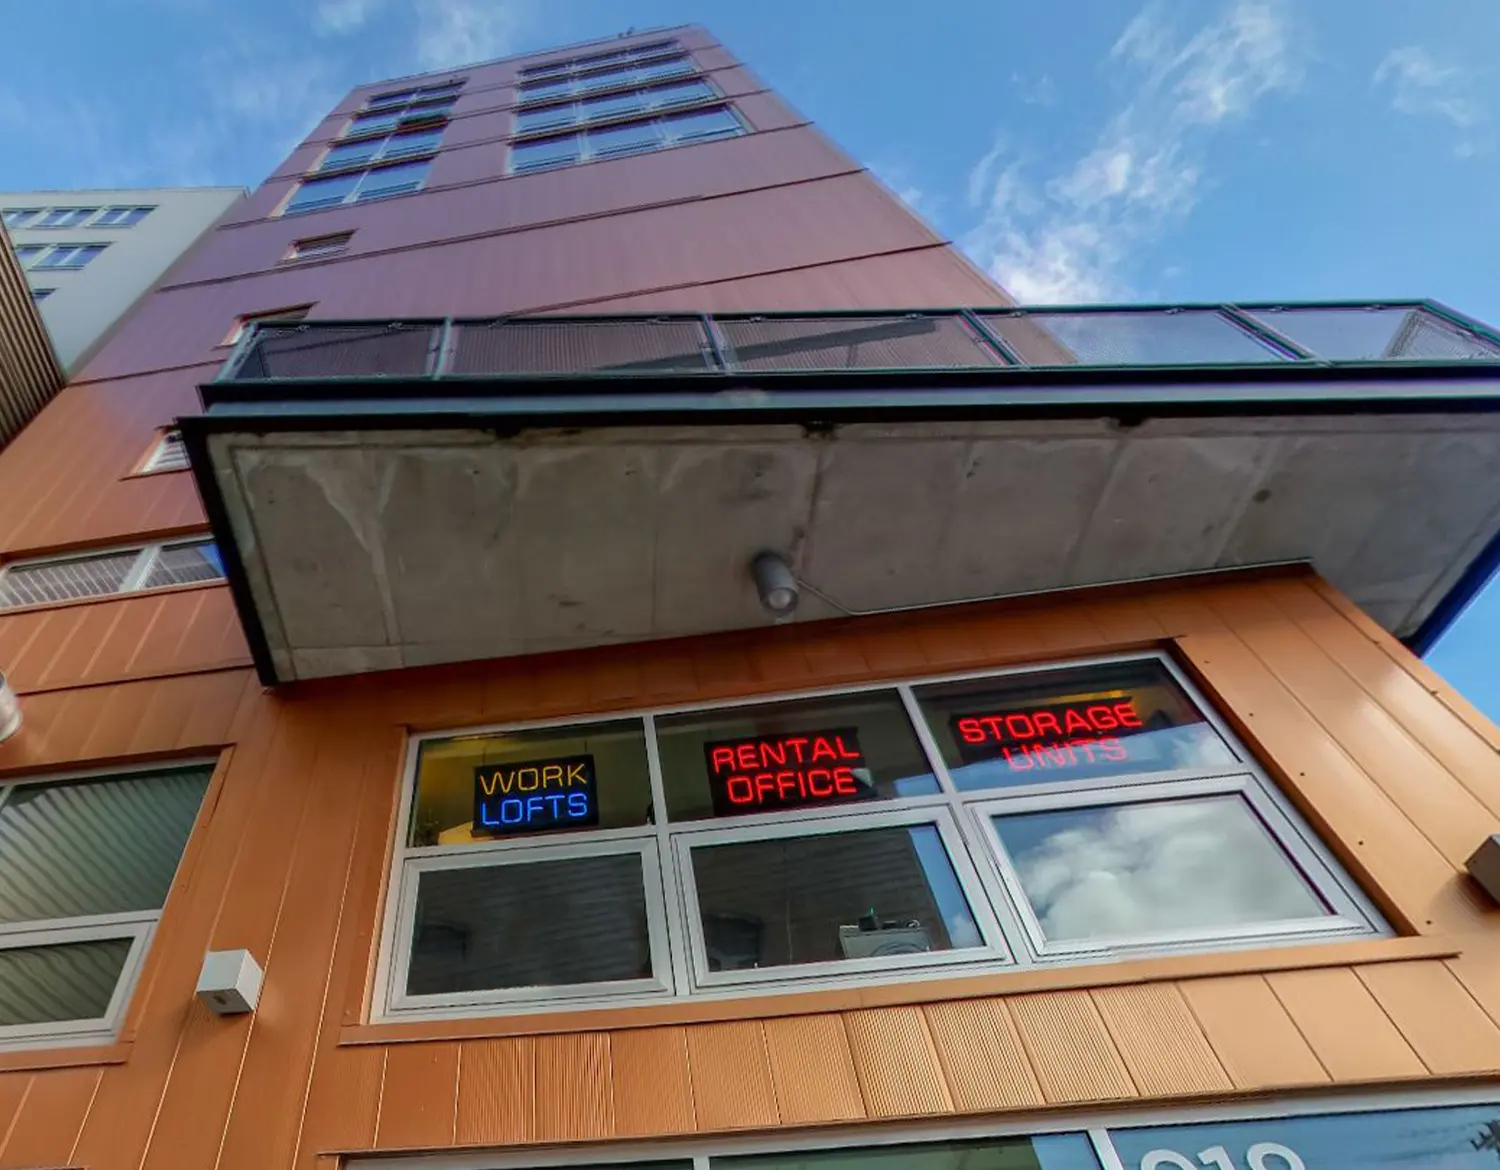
[91,206,154,228]
[513,77,720,138]
[388,834,674,1014]
[1,208,42,229]
[0,758,215,1051]
[31,243,106,270]
[373,651,1387,1024]
[0,536,223,610]
[510,105,746,174]
[281,158,433,215]
[34,208,99,229]
[516,46,688,104]
[140,429,189,474]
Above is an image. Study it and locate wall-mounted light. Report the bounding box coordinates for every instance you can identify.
[750,551,799,618]
[0,672,19,744]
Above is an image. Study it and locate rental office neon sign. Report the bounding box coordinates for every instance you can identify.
[705,728,875,815]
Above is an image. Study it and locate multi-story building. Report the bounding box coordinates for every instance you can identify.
[0,224,64,446]
[0,186,243,371]
[2,24,1500,1170]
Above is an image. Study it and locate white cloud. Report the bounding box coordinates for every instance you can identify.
[315,0,382,35]
[1374,46,1483,127]
[869,160,945,227]
[415,0,530,71]
[1010,72,1059,107]
[1006,797,1324,941]
[962,0,1303,303]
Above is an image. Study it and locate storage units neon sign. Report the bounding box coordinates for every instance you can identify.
[705,728,875,815]
[951,698,1146,771]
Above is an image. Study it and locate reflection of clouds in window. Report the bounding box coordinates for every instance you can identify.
[997,795,1328,942]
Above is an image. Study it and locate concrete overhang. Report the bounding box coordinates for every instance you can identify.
[185,394,1500,684]
[182,306,1500,683]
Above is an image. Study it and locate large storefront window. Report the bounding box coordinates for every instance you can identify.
[377,653,1384,1019]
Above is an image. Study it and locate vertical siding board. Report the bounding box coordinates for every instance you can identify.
[1206,583,1500,867]
[1008,991,1137,1105]
[299,1047,385,1160]
[843,1007,952,1119]
[1090,983,1232,1097]
[455,1037,535,1147]
[0,1068,100,1169]
[0,1078,31,1162]
[139,1005,256,1170]
[685,1021,779,1131]
[217,712,394,1170]
[1177,975,1329,1090]
[762,1015,864,1125]
[32,601,124,689]
[611,1027,697,1137]
[534,1033,613,1142]
[1268,579,1500,819]
[374,1043,459,1149]
[923,998,1044,1113]
[1356,960,1500,1074]
[1267,967,1426,1080]
[1172,627,1474,934]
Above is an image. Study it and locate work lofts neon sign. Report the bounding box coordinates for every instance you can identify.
[473,754,598,834]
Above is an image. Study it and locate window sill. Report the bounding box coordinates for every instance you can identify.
[0,1040,131,1072]
[0,577,226,619]
[340,933,1456,1046]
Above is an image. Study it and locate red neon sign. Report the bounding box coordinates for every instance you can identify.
[951,699,1146,772]
[704,728,875,815]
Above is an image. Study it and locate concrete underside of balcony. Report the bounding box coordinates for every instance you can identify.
[197,411,1500,682]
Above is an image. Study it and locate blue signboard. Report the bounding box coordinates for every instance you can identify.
[473,754,598,835]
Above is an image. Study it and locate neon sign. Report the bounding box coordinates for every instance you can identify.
[473,754,598,834]
[951,698,1148,772]
[705,728,875,815]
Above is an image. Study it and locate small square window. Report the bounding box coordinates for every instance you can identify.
[139,541,224,589]
[581,90,650,122]
[284,171,361,214]
[512,134,582,173]
[347,110,402,137]
[663,106,742,143]
[29,288,53,303]
[354,159,430,201]
[516,103,577,134]
[588,119,661,158]
[286,231,352,262]
[33,244,106,270]
[92,206,153,228]
[319,139,383,171]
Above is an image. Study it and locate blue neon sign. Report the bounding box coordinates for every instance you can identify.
[473,754,598,835]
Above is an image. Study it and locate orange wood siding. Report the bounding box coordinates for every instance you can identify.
[0,572,1499,1168]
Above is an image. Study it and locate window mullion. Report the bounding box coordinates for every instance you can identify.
[644,713,692,996]
[118,544,160,593]
[899,684,960,796]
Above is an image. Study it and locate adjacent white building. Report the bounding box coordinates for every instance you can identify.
[0,187,244,372]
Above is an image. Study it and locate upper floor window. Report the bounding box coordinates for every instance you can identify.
[0,762,212,1050]
[139,429,188,473]
[345,80,463,138]
[92,206,154,228]
[29,288,52,304]
[35,208,99,229]
[510,106,744,174]
[284,231,353,262]
[318,126,443,172]
[224,304,313,346]
[0,538,223,610]
[518,51,694,104]
[12,245,44,267]
[30,243,106,270]
[1,208,41,229]
[282,158,431,215]
[514,78,717,136]
[376,653,1383,1020]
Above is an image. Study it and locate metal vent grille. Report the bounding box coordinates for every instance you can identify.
[139,542,224,590]
[717,314,1006,371]
[0,551,139,608]
[1247,307,1500,361]
[450,319,713,375]
[977,310,1288,366]
[234,323,437,379]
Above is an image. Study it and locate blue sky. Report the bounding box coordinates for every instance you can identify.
[2,0,1498,708]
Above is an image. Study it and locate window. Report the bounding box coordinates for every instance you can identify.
[283,158,431,214]
[0,539,223,609]
[224,305,312,345]
[518,52,694,105]
[377,653,1382,1020]
[1,209,41,228]
[511,106,744,173]
[31,244,106,270]
[140,429,189,473]
[317,126,443,171]
[347,80,462,137]
[29,288,53,304]
[35,208,99,229]
[0,763,211,1048]
[12,245,44,268]
[92,206,153,228]
[285,231,353,262]
[514,78,717,135]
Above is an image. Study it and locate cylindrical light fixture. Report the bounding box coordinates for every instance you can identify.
[750,551,799,618]
[0,671,19,744]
